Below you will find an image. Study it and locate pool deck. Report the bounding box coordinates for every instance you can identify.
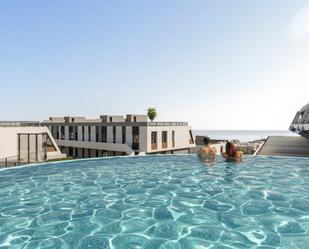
[256,136,309,157]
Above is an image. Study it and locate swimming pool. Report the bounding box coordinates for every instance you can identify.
[0,155,309,248]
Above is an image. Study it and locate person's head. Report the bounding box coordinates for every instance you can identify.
[203,136,211,146]
[226,141,236,156]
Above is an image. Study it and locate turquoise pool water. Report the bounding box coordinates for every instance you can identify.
[0,155,309,249]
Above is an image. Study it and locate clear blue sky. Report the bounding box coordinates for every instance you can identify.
[1,0,309,129]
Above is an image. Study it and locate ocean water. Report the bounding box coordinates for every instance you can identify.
[193,130,297,142]
[0,155,309,248]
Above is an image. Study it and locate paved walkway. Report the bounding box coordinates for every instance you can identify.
[257,136,309,157]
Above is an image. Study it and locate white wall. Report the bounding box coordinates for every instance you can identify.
[146,126,194,153]
[0,127,64,160]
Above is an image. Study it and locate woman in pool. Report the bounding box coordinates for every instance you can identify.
[222,141,243,162]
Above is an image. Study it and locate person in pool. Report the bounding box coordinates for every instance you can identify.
[222,141,243,162]
[197,137,217,163]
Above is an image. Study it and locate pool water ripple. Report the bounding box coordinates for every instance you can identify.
[0,155,309,248]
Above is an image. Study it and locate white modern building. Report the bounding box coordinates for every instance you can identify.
[41,114,195,158]
[0,121,65,166]
[256,102,309,157]
[290,102,309,139]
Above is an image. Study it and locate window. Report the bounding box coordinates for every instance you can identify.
[109,117,112,122]
[56,126,59,139]
[61,126,65,140]
[162,131,167,149]
[88,126,91,142]
[151,131,157,150]
[82,126,85,141]
[122,126,126,144]
[69,126,73,140]
[95,126,99,142]
[101,126,107,142]
[134,116,137,122]
[74,126,78,140]
[172,130,175,148]
[113,126,116,143]
[132,127,139,150]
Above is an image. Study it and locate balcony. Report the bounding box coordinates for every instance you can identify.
[290,124,309,131]
[0,121,40,127]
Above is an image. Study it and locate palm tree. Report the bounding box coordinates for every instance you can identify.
[147,107,157,122]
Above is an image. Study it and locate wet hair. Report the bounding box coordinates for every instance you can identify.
[203,137,210,145]
[226,141,236,156]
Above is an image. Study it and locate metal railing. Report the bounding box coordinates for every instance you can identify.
[0,121,40,127]
[0,155,29,168]
[147,122,188,126]
[290,124,309,131]
[0,149,47,168]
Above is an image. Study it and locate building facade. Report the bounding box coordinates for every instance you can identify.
[0,121,65,166]
[41,114,195,158]
[289,103,309,139]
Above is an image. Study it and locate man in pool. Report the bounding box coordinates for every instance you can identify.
[197,137,217,163]
[222,141,243,162]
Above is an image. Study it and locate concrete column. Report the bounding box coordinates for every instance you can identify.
[116,126,122,144]
[78,126,83,141]
[126,126,132,147]
[139,126,148,153]
[91,126,96,142]
[107,126,113,143]
[84,126,89,142]
[64,126,69,140]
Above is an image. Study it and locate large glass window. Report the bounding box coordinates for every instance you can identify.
[151,131,157,150]
[88,126,91,142]
[132,127,139,150]
[113,126,116,143]
[95,126,99,142]
[69,126,73,140]
[162,131,168,149]
[56,126,59,139]
[122,126,126,144]
[61,126,65,140]
[101,126,107,142]
[74,126,78,140]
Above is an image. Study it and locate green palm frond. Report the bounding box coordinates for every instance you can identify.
[147,107,157,121]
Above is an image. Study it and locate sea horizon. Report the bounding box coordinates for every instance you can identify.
[193,129,297,142]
